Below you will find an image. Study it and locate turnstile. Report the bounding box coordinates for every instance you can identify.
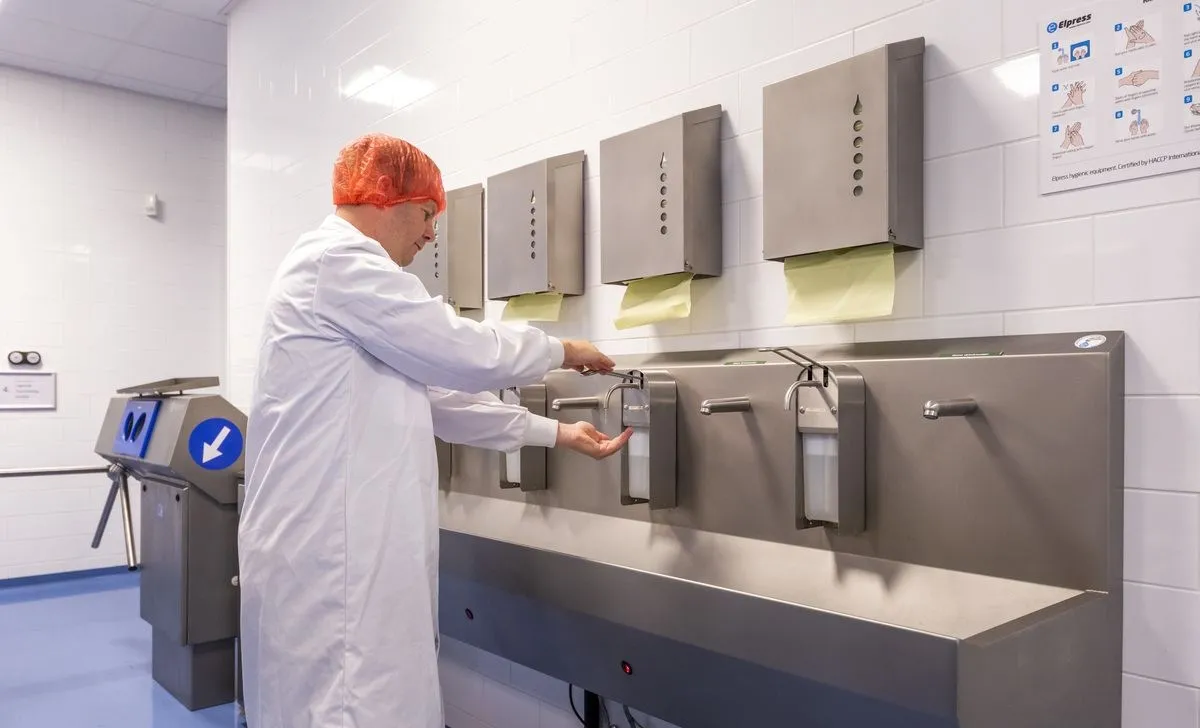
[92,377,246,711]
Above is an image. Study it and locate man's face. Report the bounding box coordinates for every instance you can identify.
[380,200,439,267]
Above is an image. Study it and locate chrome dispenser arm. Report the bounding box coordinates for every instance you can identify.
[604,381,641,408]
[784,378,838,416]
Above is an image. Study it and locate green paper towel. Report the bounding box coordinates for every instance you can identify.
[614,272,694,330]
[783,243,894,325]
[501,292,564,322]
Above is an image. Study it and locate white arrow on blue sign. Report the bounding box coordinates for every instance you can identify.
[188,417,244,470]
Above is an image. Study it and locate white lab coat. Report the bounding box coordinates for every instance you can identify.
[238,214,564,728]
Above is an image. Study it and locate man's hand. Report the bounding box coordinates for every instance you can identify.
[561,340,615,373]
[556,421,632,459]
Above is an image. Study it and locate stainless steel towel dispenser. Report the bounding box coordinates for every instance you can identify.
[762,37,925,260]
[602,370,677,509]
[764,347,866,534]
[404,184,485,310]
[599,106,723,284]
[486,152,586,300]
[499,385,549,492]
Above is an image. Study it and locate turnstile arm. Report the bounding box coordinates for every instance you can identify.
[90,464,138,570]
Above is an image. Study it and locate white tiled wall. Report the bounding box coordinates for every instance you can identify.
[0,65,226,581]
[225,0,1200,725]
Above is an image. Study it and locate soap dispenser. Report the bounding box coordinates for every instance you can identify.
[763,348,867,534]
[602,370,678,509]
[498,384,549,492]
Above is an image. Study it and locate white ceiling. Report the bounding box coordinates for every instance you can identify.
[0,0,233,109]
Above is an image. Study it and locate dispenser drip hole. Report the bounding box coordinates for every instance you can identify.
[852,95,864,197]
[530,189,537,258]
[658,152,668,235]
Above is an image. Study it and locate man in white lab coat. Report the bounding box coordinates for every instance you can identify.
[238,133,630,728]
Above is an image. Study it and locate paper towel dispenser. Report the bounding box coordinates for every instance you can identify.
[762,37,925,260]
[486,152,586,300]
[601,370,677,509]
[404,184,485,310]
[499,385,549,492]
[599,106,723,284]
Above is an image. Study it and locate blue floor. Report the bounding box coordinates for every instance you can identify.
[0,570,235,728]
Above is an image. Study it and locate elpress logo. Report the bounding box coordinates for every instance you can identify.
[1053,13,1094,31]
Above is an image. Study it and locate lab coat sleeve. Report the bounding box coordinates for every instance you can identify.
[313,240,565,393]
[427,387,559,453]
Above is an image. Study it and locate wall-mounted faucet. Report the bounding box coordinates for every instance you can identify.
[922,398,978,420]
[551,396,602,411]
[699,396,751,415]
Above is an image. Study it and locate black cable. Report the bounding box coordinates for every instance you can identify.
[569,683,643,728]
[569,684,584,725]
[623,704,644,728]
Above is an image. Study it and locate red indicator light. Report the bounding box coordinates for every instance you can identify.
[621,661,633,675]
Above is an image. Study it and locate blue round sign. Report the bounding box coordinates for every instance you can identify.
[188,417,244,470]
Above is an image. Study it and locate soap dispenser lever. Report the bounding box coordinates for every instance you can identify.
[582,369,645,386]
[760,347,836,385]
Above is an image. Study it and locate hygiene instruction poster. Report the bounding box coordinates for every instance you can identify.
[1039,0,1200,193]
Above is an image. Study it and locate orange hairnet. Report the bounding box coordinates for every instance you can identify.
[331,133,446,213]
